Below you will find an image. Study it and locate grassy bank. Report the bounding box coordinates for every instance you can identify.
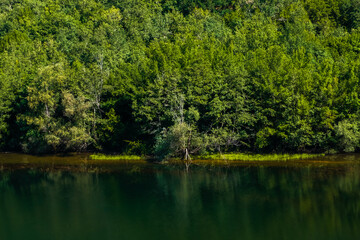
[89,154,145,161]
[89,153,326,162]
[196,153,326,161]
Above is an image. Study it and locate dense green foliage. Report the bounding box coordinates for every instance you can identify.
[2,0,360,157]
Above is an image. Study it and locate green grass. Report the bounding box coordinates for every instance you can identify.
[89,154,145,161]
[197,153,325,161]
[89,153,325,162]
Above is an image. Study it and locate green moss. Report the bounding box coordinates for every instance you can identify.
[196,153,325,161]
[89,154,145,161]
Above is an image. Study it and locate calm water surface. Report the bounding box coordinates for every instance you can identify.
[0,153,360,240]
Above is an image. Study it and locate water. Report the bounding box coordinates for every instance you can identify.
[0,154,360,240]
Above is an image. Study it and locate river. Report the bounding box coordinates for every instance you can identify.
[0,153,359,240]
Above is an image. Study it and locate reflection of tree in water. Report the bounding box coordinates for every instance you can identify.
[154,165,360,239]
[0,170,71,193]
[0,165,359,240]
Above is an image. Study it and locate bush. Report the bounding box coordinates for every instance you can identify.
[335,120,360,153]
[154,122,205,161]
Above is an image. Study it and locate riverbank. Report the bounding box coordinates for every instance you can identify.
[1,152,360,172]
[88,152,325,162]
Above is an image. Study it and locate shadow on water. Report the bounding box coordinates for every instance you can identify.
[0,153,360,240]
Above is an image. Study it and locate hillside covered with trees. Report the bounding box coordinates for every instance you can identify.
[1,0,360,157]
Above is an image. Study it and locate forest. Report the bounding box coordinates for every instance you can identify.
[1,0,360,158]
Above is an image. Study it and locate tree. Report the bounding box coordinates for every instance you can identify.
[24,63,66,152]
[335,119,360,152]
[154,95,205,170]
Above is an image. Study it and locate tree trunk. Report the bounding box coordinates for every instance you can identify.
[184,148,191,172]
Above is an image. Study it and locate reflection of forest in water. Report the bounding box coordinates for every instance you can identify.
[0,165,360,240]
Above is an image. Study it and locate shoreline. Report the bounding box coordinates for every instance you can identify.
[0,151,327,161]
[1,152,360,171]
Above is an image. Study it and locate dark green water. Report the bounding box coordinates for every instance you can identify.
[1,154,360,240]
